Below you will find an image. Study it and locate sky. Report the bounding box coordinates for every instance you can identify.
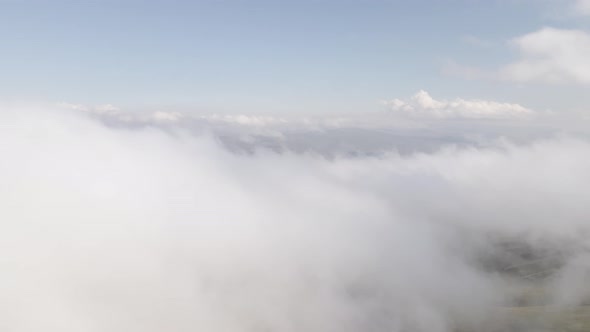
[2,0,590,114]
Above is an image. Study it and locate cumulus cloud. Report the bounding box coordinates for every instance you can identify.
[1,106,589,331]
[383,90,533,119]
[499,27,590,84]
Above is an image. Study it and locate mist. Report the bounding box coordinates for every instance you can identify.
[1,106,590,332]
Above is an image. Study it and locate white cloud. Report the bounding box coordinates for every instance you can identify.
[498,27,590,84]
[383,90,534,119]
[1,107,590,331]
[572,0,590,16]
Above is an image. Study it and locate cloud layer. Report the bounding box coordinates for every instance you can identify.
[1,107,589,331]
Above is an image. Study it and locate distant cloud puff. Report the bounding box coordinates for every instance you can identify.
[499,27,590,84]
[57,102,121,115]
[572,0,590,16]
[57,102,185,124]
[383,90,534,119]
[199,114,289,127]
[152,111,184,123]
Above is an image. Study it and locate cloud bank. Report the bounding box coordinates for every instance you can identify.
[1,106,589,331]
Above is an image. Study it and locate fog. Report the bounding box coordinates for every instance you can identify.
[1,107,589,331]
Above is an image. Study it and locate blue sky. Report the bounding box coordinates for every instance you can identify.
[1,0,589,114]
